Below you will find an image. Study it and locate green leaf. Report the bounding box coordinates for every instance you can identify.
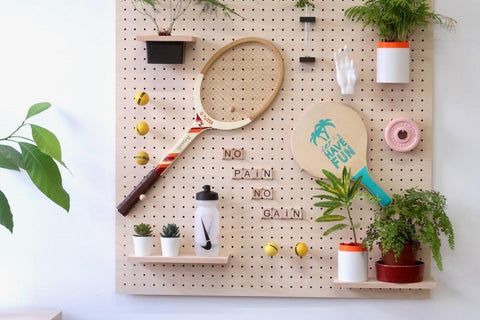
[316,215,346,222]
[0,145,21,171]
[314,201,342,208]
[26,102,51,119]
[348,175,363,199]
[323,223,348,236]
[0,145,24,169]
[0,190,13,233]
[322,204,342,216]
[322,169,342,188]
[30,125,63,164]
[19,142,70,212]
[312,194,341,201]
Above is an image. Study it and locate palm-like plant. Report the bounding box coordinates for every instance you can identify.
[314,167,378,244]
[345,0,457,42]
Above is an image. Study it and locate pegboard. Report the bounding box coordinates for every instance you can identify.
[116,0,433,298]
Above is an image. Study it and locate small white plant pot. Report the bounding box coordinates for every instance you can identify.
[338,242,368,282]
[133,236,153,256]
[161,237,181,257]
[376,42,410,83]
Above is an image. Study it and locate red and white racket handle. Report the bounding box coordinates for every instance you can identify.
[117,118,211,216]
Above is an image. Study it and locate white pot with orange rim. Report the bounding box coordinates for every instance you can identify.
[376,42,410,83]
[338,242,368,282]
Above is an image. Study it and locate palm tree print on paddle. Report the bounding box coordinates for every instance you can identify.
[310,119,336,146]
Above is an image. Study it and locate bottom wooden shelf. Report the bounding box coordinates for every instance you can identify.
[127,254,230,264]
[333,276,436,289]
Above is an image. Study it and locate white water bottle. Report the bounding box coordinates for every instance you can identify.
[194,185,220,257]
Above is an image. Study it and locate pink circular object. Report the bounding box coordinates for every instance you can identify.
[385,118,420,152]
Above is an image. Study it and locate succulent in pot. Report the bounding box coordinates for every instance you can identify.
[133,223,154,256]
[345,0,457,83]
[160,223,181,257]
[314,167,379,282]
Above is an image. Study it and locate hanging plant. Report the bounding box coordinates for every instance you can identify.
[132,0,245,36]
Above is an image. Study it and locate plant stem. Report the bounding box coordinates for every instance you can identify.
[0,121,27,142]
[346,205,358,245]
[9,136,34,143]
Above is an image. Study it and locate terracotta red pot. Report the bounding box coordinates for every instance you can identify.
[376,261,424,283]
[380,243,419,266]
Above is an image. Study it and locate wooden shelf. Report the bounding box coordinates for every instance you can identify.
[0,310,62,320]
[136,35,196,42]
[333,276,437,290]
[127,254,230,264]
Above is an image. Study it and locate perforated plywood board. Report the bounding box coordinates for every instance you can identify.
[116,0,433,298]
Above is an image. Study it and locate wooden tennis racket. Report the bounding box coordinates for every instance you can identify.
[291,102,391,206]
[117,37,284,216]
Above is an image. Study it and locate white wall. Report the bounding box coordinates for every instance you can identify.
[0,1,479,319]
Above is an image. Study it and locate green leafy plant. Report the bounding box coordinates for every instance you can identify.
[132,0,245,36]
[345,0,457,42]
[134,223,153,237]
[160,223,180,238]
[314,167,378,244]
[295,0,315,9]
[365,188,455,270]
[0,102,70,233]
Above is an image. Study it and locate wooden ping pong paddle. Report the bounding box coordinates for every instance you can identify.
[291,102,391,206]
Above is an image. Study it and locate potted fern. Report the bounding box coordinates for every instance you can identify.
[345,0,456,83]
[132,0,244,64]
[314,167,378,282]
[365,188,455,283]
[160,223,181,257]
[133,223,154,256]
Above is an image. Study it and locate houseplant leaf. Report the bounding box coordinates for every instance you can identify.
[348,175,363,200]
[30,125,63,164]
[323,223,348,236]
[0,145,24,169]
[314,201,342,208]
[0,190,13,233]
[26,102,51,120]
[322,204,343,216]
[0,145,22,171]
[19,142,70,212]
[315,215,346,222]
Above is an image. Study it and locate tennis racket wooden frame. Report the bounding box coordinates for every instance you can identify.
[117,37,284,216]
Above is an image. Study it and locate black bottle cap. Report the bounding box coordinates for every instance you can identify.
[196,185,218,200]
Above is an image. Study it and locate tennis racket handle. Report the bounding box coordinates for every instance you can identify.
[117,169,159,216]
[354,166,392,207]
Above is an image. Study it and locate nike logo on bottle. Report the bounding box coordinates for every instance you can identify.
[201,219,212,250]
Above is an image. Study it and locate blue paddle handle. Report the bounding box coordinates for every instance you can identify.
[353,166,391,206]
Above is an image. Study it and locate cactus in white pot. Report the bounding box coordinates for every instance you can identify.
[133,223,153,256]
[160,223,181,257]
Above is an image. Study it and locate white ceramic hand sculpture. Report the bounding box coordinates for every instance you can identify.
[334,45,357,95]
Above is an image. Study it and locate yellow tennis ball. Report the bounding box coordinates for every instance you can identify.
[134,151,149,165]
[294,242,308,257]
[135,121,149,135]
[264,242,279,257]
[135,91,149,106]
